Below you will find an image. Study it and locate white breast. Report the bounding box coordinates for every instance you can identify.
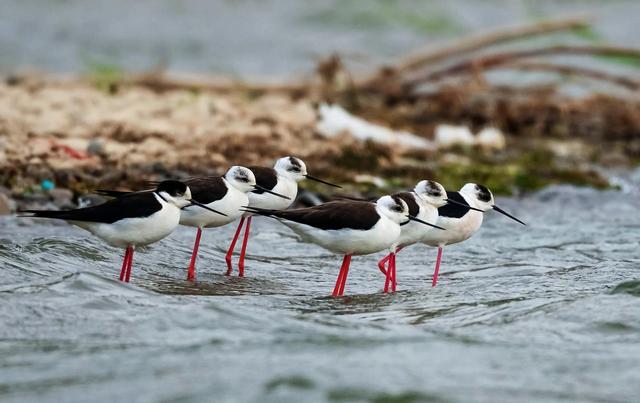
[180,187,248,228]
[282,216,400,256]
[247,176,297,210]
[396,198,439,247]
[76,195,181,248]
[421,210,483,247]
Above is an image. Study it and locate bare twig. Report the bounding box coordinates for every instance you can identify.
[357,15,592,87]
[502,62,640,90]
[402,45,640,88]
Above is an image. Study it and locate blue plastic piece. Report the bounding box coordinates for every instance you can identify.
[41,180,55,191]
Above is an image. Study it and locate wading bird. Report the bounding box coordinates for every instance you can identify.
[244,195,442,296]
[225,156,341,277]
[20,181,225,283]
[419,183,527,287]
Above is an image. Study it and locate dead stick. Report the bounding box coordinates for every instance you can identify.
[503,62,640,90]
[357,15,591,86]
[403,45,640,88]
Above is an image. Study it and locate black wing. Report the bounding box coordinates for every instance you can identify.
[438,191,470,218]
[247,166,278,194]
[185,177,228,204]
[249,200,380,231]
[393,192,419,217]
[22,192,162,224]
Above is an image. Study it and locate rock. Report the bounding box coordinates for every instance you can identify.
[77,194,108,208]
[48,188,74,208]
[87,139,103,155]
[0,193,14,215]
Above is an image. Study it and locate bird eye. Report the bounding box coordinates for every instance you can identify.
[239,177,249,182]
[288,167,301,173]
[393,206,403,212]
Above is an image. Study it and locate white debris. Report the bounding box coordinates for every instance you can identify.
[476,127,506,150]
[354,174,387,188]
[435,124,506,150]
[434,124,475,147]
[316,104,434,149]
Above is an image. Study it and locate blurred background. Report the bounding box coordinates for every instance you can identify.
[1,0,639,76]
[1,4,640,403]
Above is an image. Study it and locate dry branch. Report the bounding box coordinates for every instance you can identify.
[356,15,592,87]
[402,45,640,89]
[502,62,640,90]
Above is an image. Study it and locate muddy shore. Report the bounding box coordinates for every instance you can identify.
[0,74,637,212]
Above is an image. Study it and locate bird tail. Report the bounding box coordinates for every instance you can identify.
[239,206,281,218]
[18,209,69,219]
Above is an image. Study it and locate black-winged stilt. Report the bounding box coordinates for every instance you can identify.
[20,181,225,282]
[225,156,341,277]
[244,195,442,296]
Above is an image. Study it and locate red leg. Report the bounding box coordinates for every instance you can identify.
[383,253,392,293]
[432,247,443,287]
[187,227,203,281]
[225,217,245,276]
[237,216,252,277]
[390,252,397,292]
[124,246,135,283]
[378,253,391,276]
[332,255,352,297]
[119,247,131,281]
[337,254,352,296]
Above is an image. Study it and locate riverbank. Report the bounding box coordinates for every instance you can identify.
[0,72,637,212]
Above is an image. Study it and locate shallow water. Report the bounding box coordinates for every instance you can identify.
[1,172,640,403]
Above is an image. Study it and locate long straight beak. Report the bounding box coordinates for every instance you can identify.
[408,215,446,230]
[304,174,342,188]
[189,200,227,216]
[493,205,526,225]
[445,198,483,212]
[254,185,290,200]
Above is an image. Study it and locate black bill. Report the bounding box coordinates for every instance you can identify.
[254,185,291,200]
[445,198,483,212]
[493,205,527,226]
[304,174,342,188]
[189,200,227,216]
[408,215,446,230]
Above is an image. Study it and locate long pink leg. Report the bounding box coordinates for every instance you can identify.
[225,217,245,275]
[187,227,203,281]
[332,255,352,297]
[119,247,131,281]
[237,216,252,277]
[383,253,393,293]
[337,254,352,296]
[378,253,392,276]
[432,247,443,287]
[124,247,135,283]
[390,252,397,292]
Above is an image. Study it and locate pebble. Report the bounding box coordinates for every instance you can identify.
[48,188,74,208]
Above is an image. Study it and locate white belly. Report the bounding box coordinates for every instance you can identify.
[421,210,483,247]
[248,177,297,210]
[180,188,248,228]
[283,217,400,256]
[396,204,439,247]
[75,203,181,248]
